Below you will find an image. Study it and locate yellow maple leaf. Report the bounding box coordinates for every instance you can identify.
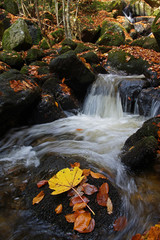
[48,167,84,195]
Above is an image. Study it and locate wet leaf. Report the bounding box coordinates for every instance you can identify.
[55,101,58,107]
[32,191,45,205]
[65,210,85,223]
[131,234,142,240]
[48,167,84,195]
[74,212,91,232]
[113,216,127,231]
[73,202,87,211]
[83,183,98,195]
[83,169,91,177]
[97,183,109,206]
[106,197,113,214]
[76,129,84,132]
[78,218,95,233]
[70,162,80,168]
[90,171,107,179]
[70,195,90,206]
[37,180,48,188]
[55,204,63,214]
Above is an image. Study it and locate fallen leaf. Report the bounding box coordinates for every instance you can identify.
[131,234,142,240]
[48,167,84,195]
[55,204,63,214]
[70,162,80,168]
[70,195,90,206]
[83,169,91,177]
[90,171,107,179]
[106,197,113,214]
[113,216,127,231]
[74,212,91,232]
[76,129,83,131]
[37,180,48,188]
[83,183,98,195]
[65,210,85,223]
[97,182,109,206]
[73,202,87,211]
[32,191,45,205]
[55,101,58,107]
[78,218,95,233]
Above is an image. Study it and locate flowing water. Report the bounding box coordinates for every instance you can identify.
[0,74,160,239]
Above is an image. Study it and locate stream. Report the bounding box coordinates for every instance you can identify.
[0,74,160,239]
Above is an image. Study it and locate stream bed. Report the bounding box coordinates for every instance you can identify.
[0,74,160,239]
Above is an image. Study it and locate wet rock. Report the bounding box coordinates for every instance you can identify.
[2,18,32,51]
[25,155,122,240]
[134,21,151,36]
[81,51,100,65]
[74,42,92,54]
[121,117,160,173]
[61,38,77,50]
[26,21,42,45]
[49,51,96,99]
[96,19,125,46]
[121,136,158,172]
[130,35,160,52]
[0,69,41,138]
[118,76,150,113]
[0,50,24,70]
[137,87,160,117]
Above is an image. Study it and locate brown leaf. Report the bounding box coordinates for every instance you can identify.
[65,210,85,223]
[74,212,91,232]
[83,183,98,195]
[131,234,142,240]
[106,197,113,214]
[37,180,48,188]
[32,191,45,205]
[113,216,127,231]
[83,169,91,177]
[70,162,80,168]
[96,183,109,206]
[90,171,107,179]
[55,204,63,214]
[78,218,95,233]
[70,195,90,207]
[73,202,87,212]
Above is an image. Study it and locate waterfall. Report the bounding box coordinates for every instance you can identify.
[83,74,123,118]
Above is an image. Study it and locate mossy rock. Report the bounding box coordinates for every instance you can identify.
[40,38,50,49]
[58,45,72,55]
[151,12,160,48]
[25,48,44,64]
[0,50,24,70]
[51,28,64,43]
[4,0,19,15]
[61,38,77,50]
[0,13,10,41]
[30,61,48,66]
[20,65,30,74]
[41,11,54,21]
[81,51,99,64]
[2,18,32,51]
[96,20,125,46]
[74,42,92,54]
[130,36,159,51]
[107,49,149,75]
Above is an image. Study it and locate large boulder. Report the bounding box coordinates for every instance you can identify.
[121,117,160,173]
[96,19,125,46]
[137,87,160,117]
[118,76,150,113]
[0,50,24,70]
[49,51,96,99]
[3,0,19,15]
[0,12,11,40]
[0,69,41,137]
[81,26,101,43]
[2,18,32,51]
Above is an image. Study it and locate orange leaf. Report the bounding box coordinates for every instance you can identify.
[78,218,95,233]
[74,212,91,232]
[83,183,98,195]
[37,180,48,188]
[131,234,142,240]
[96,183,109,206]
[90,171,107,179]
[76,129,83,131]
[83,169,91,177]
[65,210,85,223]
[70,195,90,207]
[55,204,63,214]
[70,162,80,168]
[55,101,58,107]
[73,202,87,211]
[32,191,45,205]
[113,216,127,231]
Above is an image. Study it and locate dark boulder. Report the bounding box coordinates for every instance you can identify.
[152,12,160,48]
[49,51,96,99]
[121,117,160,173]
[0,69,41,137]
[61,38,77,50]
[25,48,44,64]
[118,76,150,113]
[137,87,160,117]
[81,26,101,43]
[3,0,19,15]
[0,50,24,70]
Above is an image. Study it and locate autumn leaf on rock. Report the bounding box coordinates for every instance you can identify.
[106,197,113,214]
[78,218,95,233]
[73,202,87,211]
[97,182,109,206]
[70,195,90,207]
[65,210,86,223]
[37,180,48,188]
[113,216,127,231]
[90,171,107,179]
[70,162,80,168]
[83,183,98,195]
[55,204,63,214]
[48,167,84,195]
[74,212,91,232]
[32,191,45,205]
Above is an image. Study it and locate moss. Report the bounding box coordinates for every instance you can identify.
[20,65,29,74]
[151,12,160,48]
[58,45,72,55]
[4,0,19,15]
[51,28,64,43]
[61,38,77,50]
[0,50,24,70]
[25,48,44,64]
[40,38,50,49]
[74,42,92,54]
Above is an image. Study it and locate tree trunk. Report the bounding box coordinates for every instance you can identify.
[35,0,42,30]
[62,0,68,38]
[66,0,72,39]
[55,0,59,26]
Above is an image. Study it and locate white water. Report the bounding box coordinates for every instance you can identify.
[0,74,160,239]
